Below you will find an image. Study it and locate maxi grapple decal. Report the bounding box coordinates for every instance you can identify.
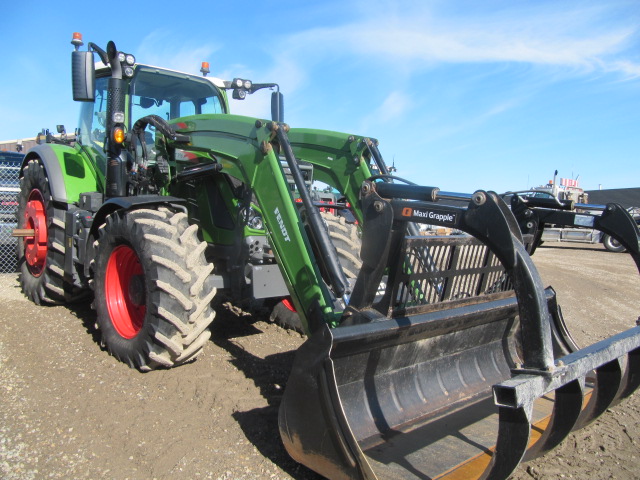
[401,206,458,225]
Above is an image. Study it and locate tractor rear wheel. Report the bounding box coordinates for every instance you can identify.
[17,158,87,304]
[92,207,216,370]
[270,213,361,333]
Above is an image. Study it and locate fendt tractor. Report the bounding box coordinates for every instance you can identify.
[13,33,640,479]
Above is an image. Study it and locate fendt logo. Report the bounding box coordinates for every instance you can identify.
[274,207,291,242]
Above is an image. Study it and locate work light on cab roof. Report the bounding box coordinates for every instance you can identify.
[117,52,136,77]
[230,78,252,99]
[71,32,136,77]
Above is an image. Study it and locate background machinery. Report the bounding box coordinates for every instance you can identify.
[13,33,640,479]
[508,171,640,253]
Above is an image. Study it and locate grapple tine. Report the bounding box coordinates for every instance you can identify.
[575,358,623,429]
[616,348,640,401]
[494,326,640,467]
[523,379,584,461]
[478,406,530,480]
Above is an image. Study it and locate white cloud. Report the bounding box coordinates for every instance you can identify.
[253,2,640,132]
[361,91,412,130]
[136,30,221,75]
[606,60,640,78]
[273,3,640,78]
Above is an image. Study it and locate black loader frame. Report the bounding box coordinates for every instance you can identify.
[280,181,640,480]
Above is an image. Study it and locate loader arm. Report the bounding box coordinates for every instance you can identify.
[286,128,375,226]
[166,116,335,332]
[167,116,379,333]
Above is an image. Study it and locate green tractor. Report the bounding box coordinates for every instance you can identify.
[14,33,640,479]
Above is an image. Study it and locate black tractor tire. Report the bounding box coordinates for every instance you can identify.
[17,158,88,305]
[270,213,361,333]
[270,299,303,333]
[92,207,216,370]
[602,234,626,253]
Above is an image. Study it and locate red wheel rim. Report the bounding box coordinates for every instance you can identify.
[105,245,146,339]
[23,189,48,277]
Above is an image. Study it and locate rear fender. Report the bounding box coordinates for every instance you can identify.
[22,144,100,204]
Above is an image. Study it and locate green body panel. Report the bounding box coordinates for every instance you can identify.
[79,145,107,190]
[170,169,238,245]
[27,143,101,204]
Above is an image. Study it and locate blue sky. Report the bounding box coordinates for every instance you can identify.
[1,0,638,193]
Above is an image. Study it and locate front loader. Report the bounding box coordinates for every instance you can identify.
[14,33,640,479]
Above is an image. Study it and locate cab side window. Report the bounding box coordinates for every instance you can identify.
[77,76,109,174]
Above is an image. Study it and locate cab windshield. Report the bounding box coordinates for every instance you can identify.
[77,66,226,174]
[130,65,225,122]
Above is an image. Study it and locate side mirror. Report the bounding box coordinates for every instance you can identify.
[72,50,95,102]
[271,91,284,123]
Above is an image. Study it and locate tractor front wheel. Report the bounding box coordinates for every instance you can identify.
[93,207,216,370]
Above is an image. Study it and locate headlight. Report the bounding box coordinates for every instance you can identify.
[243,79,252,90]
[124,66,134,78]
[125,54,135,65]
[241,207,264,230]
[232,89,247,100]
[249,216,264,230]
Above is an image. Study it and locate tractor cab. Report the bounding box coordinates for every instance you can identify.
[76,64,229,176]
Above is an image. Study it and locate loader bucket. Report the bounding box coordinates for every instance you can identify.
[279,183,640,480]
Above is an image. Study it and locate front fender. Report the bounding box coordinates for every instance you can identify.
[22,144,100,204]
[83,195,187,280]
[89,195,187,240]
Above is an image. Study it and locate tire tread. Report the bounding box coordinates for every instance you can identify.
[93,207,216,370]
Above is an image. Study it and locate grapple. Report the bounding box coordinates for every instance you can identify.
[279,181,640,480]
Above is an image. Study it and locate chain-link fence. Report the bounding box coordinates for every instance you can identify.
[0,159,21,273]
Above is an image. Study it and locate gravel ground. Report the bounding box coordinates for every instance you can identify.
[0,241,638,479]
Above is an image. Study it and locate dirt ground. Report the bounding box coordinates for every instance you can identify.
[0,242,639,480]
